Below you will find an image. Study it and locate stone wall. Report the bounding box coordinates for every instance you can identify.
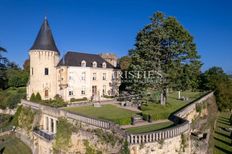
[129,134,189,154]
[0,108,16,115]
[127,92,214,145]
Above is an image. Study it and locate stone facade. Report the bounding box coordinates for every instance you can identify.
[129,134,189,154]
[26,19,120,102]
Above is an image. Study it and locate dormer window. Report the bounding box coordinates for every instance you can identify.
[81,60,86,67]
[102,62,106,68]
[92,61,97,68]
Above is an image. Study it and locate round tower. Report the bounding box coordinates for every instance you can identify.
[27,18,60,100]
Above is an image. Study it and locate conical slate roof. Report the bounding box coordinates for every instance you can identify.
[30,18,59,54]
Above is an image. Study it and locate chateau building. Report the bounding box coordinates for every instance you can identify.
[27,18,120,101]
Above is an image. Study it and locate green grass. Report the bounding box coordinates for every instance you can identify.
[141,91,204,121]
[213,112,232,154]
[126,121,174,134]
[0,134,32,154]
[64,104,138,125]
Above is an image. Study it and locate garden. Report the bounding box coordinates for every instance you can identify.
[140,91,204,121]
[64,104,138,125]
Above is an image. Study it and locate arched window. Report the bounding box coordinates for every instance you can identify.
[102,62,106,68]
[81,60,86,67]
[92,61,97,68]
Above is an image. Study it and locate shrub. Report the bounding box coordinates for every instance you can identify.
[53,117,73,151]
[103,95,115,98]
[17,106,35,131]
[196,104,202,113]
[70,97,88,102]
[12,105,22,126]
[93,128,119,147]
[120,141,130,154]
[30,93,36,101]
[142,113,151,122]
[35,92,42,101]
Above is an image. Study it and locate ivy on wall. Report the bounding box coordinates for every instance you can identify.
[53,117,73,152]
[16,106,35,131]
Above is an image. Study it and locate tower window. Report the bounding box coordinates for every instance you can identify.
[45,68,49,75]
[31,67,33,75]
[45,90,49,98]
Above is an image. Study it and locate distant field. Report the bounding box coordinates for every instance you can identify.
[141,91,204,120]
[213,112,232,154]
[0,134,32,154]
[126,121,174,134]
[64,104,138,125]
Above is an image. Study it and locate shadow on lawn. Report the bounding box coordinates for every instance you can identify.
[215,131,230,139]
[214,136,232,146]
[218,117,230,123]
[215,145,232,154]
[217,120,230,126]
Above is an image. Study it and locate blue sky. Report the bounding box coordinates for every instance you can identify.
[0,0,231,73]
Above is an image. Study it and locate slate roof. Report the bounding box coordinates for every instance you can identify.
[30,18,60,54]
[57,51,115,68]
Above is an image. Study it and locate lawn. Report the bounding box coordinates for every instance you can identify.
[213,112,232,154]
[125,121,174,134]
[64,104,138,125]
[141,91,204,121]
[0,134,32,154]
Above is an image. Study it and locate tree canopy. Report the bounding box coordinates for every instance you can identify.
[128,12,201,104]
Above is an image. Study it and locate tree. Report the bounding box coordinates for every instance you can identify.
[200,67,232,111]
[0,46,8,89]
[199,67,228,90]
[128,12,201,104]
[6,67,29,87]
[23,59,30,73]
[118,56,132,71]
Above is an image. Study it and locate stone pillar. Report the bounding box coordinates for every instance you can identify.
[48,117,51,133]
[54,119,57,133]
[43,115,47,130]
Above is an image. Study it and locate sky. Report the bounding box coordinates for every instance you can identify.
[0,0,231,73]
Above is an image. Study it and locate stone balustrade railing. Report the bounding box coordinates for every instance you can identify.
[126,91,214,144]
[21,92,214,145]
[21,99,113,129]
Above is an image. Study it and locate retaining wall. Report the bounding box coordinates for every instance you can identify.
[126,92,214,144]
[21,92,214,145]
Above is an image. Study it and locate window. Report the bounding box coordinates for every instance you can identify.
[92,61,97,68]
[31,67,33,75]
[102,62,106,68]
[93,73,97,80]
[45,68,49,75]
[81,60,86,67]
[103,73,106,80]
[81,86,86,95]
[103,85,106,95]
[69,91,73,96]
[81,72,86,81]
[45,90,48,98]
